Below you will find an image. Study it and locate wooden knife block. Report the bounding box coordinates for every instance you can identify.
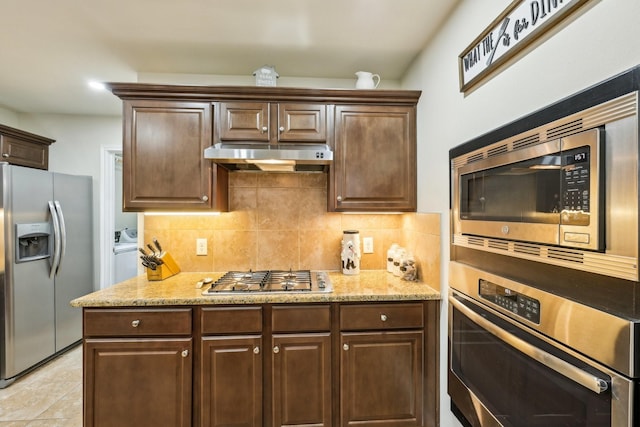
[146,252,181,281]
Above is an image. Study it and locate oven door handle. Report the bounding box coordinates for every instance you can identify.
[450,295,609,394]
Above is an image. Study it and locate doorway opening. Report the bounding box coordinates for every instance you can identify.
[99,147,139,289]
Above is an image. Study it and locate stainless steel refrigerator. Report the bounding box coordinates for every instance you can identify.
[0,164,93,387]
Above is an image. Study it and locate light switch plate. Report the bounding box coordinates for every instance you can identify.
[196,238,207,256]
[363,237,374,254]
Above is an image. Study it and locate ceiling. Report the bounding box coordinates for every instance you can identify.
[1,0,459,116]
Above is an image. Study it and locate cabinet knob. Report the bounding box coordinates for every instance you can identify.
[202,195,209,202]
[181,349,189,358]
[343,343,349,351]
[279,126,285,132]
[253,346,260,354]
[273,346,280,354]
[337,196,342,202]
[261,126,268,133]
[131,319,140,327]
[2,153,8,158]
[380,314,388,322]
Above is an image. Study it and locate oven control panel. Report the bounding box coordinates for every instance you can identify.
[479,279,540,324]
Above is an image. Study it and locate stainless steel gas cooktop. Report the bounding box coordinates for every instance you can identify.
[201,270,332,295]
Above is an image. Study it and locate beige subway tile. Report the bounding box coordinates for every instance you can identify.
[414,212,441,235]
[258,173,299,188]
[340,214,403,230]
[213,230,257,271]
[298,172,327,188]
[257,188,300,230]
[229,172,258,187]
[300,230,341,270]
[256,230,300,270]
[168,229,215,272]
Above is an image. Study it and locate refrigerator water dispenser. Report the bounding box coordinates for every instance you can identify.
[16,222,51,263]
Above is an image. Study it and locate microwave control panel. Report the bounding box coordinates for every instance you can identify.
[479,279,541,324]
[562,146,590,215]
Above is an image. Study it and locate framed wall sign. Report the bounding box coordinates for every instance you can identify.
[459,0,590,92]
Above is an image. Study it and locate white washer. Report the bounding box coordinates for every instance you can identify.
[113,242,138,283]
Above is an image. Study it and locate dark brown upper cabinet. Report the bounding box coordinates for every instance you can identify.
[0,124,54,170]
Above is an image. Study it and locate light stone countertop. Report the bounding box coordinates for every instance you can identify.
[71,271,440,307]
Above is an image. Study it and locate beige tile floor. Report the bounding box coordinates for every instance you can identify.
[0,345,82,426]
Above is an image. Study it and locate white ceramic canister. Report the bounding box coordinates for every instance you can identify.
[341,230,361,275]
[387,243,399,273]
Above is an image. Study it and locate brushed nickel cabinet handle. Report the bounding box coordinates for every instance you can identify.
[337,196,342,202]
[253,346,260,354]
[2,153,8,158]
[380,314,388,322]
[181,349,189,358]
[343,343,349,351]
[273,346,280,354]
[202,195,209,202]
[261,126,268,133]
[279,126,285,132]
[131,320,140,327]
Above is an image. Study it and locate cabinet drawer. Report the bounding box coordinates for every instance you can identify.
[340,303,423,330]
[272,305,331,332]
[200,306,263,334]
[84,308,192,337]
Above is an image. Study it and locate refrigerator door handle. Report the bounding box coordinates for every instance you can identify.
[53,201,67,275]
[48,201,61,279]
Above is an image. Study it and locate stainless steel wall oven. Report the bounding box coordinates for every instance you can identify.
[448,262,637,427]
[449,66,640,427]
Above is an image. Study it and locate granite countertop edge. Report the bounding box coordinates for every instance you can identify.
[72,271,441,307]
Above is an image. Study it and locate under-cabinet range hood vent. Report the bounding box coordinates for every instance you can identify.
[204,143,333,172]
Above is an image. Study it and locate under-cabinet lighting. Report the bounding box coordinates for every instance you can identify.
[143,212,221,216]
[341,212,406,215]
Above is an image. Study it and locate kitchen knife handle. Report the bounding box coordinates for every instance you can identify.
[153,238,163,253]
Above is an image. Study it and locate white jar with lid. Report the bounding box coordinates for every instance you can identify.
[393,247,405,277]
[341,230,361,275]
[387,243,399,273]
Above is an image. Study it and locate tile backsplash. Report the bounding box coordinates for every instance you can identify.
[144,172,441,289]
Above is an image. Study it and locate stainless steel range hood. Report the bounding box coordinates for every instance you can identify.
[204,143,333,172]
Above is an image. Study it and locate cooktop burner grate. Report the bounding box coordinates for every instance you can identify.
[202,270,331,294]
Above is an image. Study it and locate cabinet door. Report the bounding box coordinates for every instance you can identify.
[0,135,48,169]
[272,333,332,427]
[333,105,416,211]
[219,102,270,142]
[201,335,262,427]
[123,100,227,211]
[340,331,423,427]
[84,338,192,427]
[277,103,326,142]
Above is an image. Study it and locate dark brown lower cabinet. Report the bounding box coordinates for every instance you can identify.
[82,301,438,427]
[84,338,193,427]
[200,335,263,427]
[272,333,332,427]
[340,331,424,426]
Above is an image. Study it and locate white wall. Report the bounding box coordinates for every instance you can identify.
[402,0,640,426]
[17,114,122,290]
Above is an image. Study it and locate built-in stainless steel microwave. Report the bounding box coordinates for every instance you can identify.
[454,127,604,251]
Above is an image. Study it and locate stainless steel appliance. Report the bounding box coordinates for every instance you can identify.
[451,91,638,281]
[202,270,332,294]
[204,143,333,172]
[448,262,637,427]
[1,164,93,388]
[455,127,604,251]
[449,66,640,427]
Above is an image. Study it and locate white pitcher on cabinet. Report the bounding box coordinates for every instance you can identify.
[355,71,380,89]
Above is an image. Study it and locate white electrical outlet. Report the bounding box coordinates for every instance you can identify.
[196,238,207,256]
[363,237,374,254]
